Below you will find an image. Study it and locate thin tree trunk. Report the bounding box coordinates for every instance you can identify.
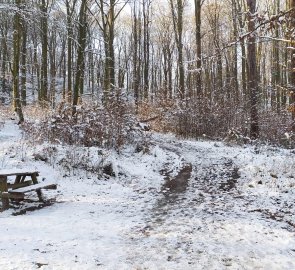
[12,0,24,123]
[232,0,239,103]
[20,23,27,105]
[132,2,140,107]
[0,22,8,78]
[73,0,88,113]
[40,0,48,103]
[236,0,248,99]
[143,0,151,100]
[170,0,185,99]
[49,31,56,107]
[194,0,202,97]
[247,0,259,139]
[66,0,77,103]
[290,0,295,131]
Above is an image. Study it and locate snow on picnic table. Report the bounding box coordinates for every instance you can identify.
[0,119,294,269]
[0,169,39,176]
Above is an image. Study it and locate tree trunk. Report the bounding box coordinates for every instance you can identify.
[40,0,48,103]
[132,3,140,107]
[0,21,8,79]
[73,0,88,113]
[20,23,27,106]
[290,0,295,131]
[247,0,259,139]
[170,0,185,99]
[143,0,151,100]
[236,0,248,100]
[49,30,57,107]
[101,0,116,98]
[194,0,202,97]
[12,0,24,123]
[66,0,76,103]
[232,0,239,103]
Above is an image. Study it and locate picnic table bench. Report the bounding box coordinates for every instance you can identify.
[0,170,57,211]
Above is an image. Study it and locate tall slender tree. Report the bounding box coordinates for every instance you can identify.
[65,0,77,103]
[73,0,88,113]
[143,0,151,100]
[290,0,295,131]
[169,0,185,99]
[20,17,27,105]
[12,0,24,123]
[40,0,49,103]
[194,0,202,97]
[231,0,239,103]
[94,0,129,99]
[247,0,259,139]
[131,0,141,106]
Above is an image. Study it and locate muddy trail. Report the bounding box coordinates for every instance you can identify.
[132,138,295,268]
[146,142,242,230]
[147,138,294,231]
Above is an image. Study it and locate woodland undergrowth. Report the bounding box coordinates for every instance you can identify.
[21,92,142,150]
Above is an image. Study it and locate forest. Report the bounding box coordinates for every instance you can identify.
[0,1,295,269]
[0,0,294,147]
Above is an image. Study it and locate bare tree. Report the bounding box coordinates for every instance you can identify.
[20,12,27,105]
[65,0,77,103]
[143,0,151,100]
[40,0,49,103]
[94,0,129,99]
[290,0,295,131]
[12,0,24,123]
[131,0,141,106]
[73,0,88,113]
[247,0,259,139]
[194,0,202,97]
[169,0,185,99]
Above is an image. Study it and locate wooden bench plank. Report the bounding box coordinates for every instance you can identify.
[9,183,57,194]
[8,180,33,190]
[1,192,25,200]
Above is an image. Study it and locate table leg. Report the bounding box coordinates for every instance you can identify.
[36,189,44,202]
[15,175,21,184]
[0,176,9,210]
[31,173,38,184]
[20,175,26,183]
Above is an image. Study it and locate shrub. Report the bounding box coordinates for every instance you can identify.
[22,91,142,150]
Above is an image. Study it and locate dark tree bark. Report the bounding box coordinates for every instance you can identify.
[247,0,259,139]
[65,0,77,103]
[131,1,141,107]
[73,0,88,113]
[40,0,48,103]
[20,22,27,105]
[291,0,295,131]
[12,0,24,123]
[0,20,8,79]
[236,0,248,99]
[194,0,202,97]
[170,0,185,99]
[48,28,59,107]
[271,0,281,111]
[232,0,239,103]
[143,0,151,100]
[97,0,115,97]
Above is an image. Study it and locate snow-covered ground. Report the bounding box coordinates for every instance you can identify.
[0,119,294,269]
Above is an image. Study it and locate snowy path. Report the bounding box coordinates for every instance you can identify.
[0,121,294,269]
[136,136,295,269]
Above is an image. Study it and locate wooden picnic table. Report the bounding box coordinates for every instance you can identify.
[0,170,57,211]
